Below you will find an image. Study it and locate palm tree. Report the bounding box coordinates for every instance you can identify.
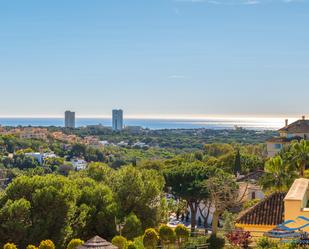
[291,140,309,177]
[260,156,296,192]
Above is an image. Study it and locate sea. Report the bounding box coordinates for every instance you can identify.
[0,117,290,130]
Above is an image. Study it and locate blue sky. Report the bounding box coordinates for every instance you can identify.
[0,0,309,117]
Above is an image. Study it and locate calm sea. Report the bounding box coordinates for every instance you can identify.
[0,118,286,130]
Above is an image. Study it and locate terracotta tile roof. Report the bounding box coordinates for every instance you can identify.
[278,119,309,134]
[236,192,286,226]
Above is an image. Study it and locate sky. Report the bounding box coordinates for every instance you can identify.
[0,0,309,118]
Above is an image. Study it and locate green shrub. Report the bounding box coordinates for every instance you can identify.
[158,224,176,245]
[132,236,145,249]
[67,239,84,249]
[256,237,279,248]
[127,241,137,249]
[175,224,189,245]
[122,213,143,240]
[112,236,127,249]
[143,228,159,249]
[3,243,17,249]
[38,240,55,249]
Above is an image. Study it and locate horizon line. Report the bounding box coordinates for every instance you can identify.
[0,114,305,121]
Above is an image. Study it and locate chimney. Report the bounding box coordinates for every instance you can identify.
[285,119,288,127]
[302,116,306,120]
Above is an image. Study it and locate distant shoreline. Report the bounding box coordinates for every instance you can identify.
[0,117,283,130]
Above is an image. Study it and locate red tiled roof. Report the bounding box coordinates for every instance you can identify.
[236,192,286,226]
[278,119,309,133]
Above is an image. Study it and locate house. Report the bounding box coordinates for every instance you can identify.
[25,152,57,165]
[236,178,309,237]
[84,136,102,148]
[19,128,49,141]
[71,158,87,171]
[236,192,286,237]
[284,178,309,231]
[237,170,265,202]
[266,116,309,157]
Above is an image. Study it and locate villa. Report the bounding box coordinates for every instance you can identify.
[266,116,309,157]
[236,178,309,237]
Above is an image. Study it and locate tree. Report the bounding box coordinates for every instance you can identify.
[204,171,238,236]
[143,229,159,249]
[67,239,84,249]
[44,157,64,171]
[234,149,241,176]
[122,213,143,240]
[0,175,117,247]
[221,211,236,233]
[291,140,309,177]
[38,240,55,249]
[175,225,189,247]
[0,198,31,246]
[204,144,234,158]
[158,225,175,248]
[164,163,216,232]
[260,156,296,192]
[111,166,165,228]
[112,236,127,249]
[12,154,39,170]
[86,162,113,183]
[69,144,86,158]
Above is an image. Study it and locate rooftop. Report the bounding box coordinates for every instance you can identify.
[77,236,118,249]
[237,192,286,226]
[279,117,309,134]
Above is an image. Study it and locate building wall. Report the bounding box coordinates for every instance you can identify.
[236,224,276,238]
[65,111,75,128]
[112,109,123,131]
[280,132,309,139]
[266,142,283,157]
[238,182,265,202]
[284,199,309,232]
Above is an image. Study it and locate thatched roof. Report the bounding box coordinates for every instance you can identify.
[77,236,118,249]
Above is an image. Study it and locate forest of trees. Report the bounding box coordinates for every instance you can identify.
[1,128,309,249]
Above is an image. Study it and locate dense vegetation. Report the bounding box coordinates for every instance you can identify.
[1,126,309,249]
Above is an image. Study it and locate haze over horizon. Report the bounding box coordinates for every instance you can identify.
[1,0,309,117]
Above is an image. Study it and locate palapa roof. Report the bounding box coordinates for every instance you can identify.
[236,192,286,226]
[77,236,118,249]
[278,119,309,134]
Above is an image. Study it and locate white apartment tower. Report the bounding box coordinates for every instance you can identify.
[112,109,123,131]
[65,111,75,128]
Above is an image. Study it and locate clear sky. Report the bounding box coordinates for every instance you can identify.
[0,0,309,118]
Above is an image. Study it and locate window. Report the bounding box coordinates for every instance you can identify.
[274,144,282,149]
